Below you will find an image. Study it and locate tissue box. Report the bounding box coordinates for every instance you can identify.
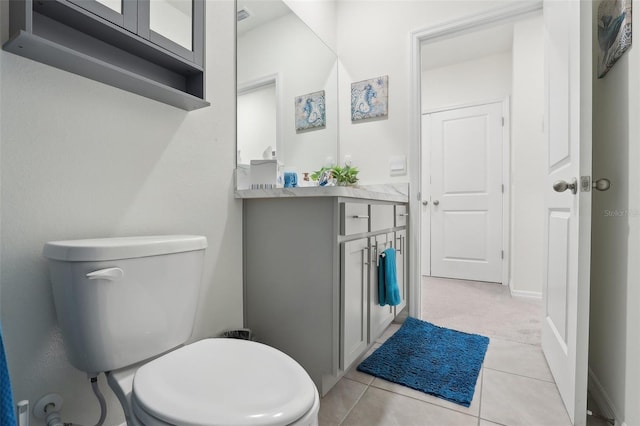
[250,159,278,189]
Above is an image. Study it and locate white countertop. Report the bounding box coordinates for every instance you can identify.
[235,183,409,203]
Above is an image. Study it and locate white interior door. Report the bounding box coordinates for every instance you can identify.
[541,1,591,424]
[428,102,504,283]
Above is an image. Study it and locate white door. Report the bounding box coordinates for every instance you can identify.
[427,102,504,283]
[541,1,591,424]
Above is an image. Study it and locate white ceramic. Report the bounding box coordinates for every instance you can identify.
[44,236,319,426]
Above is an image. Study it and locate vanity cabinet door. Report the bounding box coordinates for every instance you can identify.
[340,238,369,371]
[368,233,395,343]
[393,229,407,315]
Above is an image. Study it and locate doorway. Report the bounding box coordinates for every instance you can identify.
[417,14,546,298]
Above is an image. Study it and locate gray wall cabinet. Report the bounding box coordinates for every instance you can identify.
[243,196,409,395]
[3,0,208,110]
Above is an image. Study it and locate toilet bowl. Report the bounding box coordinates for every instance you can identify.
[108,339,319,426]
[43,235,319,426]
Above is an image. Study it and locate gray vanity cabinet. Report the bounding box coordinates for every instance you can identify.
[340,238,369,371]
[243,195,408,396]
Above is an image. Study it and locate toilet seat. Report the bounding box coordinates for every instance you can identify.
[131,338,318,426]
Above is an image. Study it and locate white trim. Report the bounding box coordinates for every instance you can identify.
[408,0,543,320]
[588,367,621,426]
[501,97,511,287]
[509,287,542,300]
[422,97,508,116]
[237,73,283,161]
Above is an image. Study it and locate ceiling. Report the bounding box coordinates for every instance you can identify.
[237,1,292,36]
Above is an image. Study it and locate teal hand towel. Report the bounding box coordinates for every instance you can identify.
[378,248,401,306]
[0,323,16,426]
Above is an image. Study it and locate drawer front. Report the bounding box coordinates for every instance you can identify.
[341,203,370,235]
[370,204,395,232]
[395,204,409,227]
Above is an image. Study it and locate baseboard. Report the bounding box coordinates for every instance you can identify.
[508,287,542,300]
[588,367,621,425]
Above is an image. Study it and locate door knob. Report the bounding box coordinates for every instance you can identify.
[553,178,577,194]
[422,200,428,206]
[593,178,611,191]
[433,200,440,206]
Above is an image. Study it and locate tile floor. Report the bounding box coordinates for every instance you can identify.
[317,277,606,426]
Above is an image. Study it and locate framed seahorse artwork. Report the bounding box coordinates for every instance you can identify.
[295,90,326,131]
[351,76,388,121]
[597,0,632,78]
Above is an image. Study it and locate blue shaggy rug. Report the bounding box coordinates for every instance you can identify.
[357,317,489,407]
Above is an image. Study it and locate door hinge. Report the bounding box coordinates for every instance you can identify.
[501,250,504,259]
[501,184,504,193]
[501,117,505,126]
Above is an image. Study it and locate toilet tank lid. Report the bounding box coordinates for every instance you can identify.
[43,235,207,261]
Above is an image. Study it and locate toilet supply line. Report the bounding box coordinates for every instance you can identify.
[26,376,107,426]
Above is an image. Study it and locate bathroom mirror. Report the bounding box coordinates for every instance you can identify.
[236,0,338,184]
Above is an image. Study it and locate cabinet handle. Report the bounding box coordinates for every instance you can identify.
[396,236,403,255]
[398,213,409,217]
[363,247,369,266]
[352,215,369,219]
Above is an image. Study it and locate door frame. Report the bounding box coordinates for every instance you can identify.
[420,98,511,286]
[407,1,543,318]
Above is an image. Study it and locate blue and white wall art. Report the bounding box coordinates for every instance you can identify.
[351,75,388,121]
[295,90,326,131]
[597,0,632,78]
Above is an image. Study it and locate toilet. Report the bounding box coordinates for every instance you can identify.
[43,235,319,426]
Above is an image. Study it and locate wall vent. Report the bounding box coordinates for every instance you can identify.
[237,8,251,22]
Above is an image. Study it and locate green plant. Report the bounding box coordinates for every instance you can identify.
[332,165,359,185]
[311,164,359,185]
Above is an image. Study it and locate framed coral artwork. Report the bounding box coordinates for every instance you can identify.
[597,0,632,78]
[351,76,388,121]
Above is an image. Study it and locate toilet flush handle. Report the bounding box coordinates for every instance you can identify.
[86,267,124,281]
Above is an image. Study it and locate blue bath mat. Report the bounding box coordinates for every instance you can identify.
[357,317,489,407]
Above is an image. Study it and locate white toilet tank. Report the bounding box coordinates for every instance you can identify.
[43,235,207,374]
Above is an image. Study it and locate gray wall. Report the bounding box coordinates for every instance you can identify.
[0,1,242,424]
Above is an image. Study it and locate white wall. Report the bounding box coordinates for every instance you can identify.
[0,1,242,424]
[237,12,338,174]
[336,0,516,184]
[421,52,512,112]
[509,15,544,296]
[283,0,337,53]
[590,0,640,423]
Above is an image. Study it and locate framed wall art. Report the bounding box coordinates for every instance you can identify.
[597,0,632,78]
[351,75,388,121]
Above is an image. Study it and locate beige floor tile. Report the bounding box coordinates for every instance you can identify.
[484,337,553,382]
[481,369,571,426]
[342,387,478,426]
[479,420,504,426]
[376,322,401,343]
[318,378,367,426]
[369,368,483,417]
[344,343,381,385]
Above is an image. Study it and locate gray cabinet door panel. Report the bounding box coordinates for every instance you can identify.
[340,238,369,370]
